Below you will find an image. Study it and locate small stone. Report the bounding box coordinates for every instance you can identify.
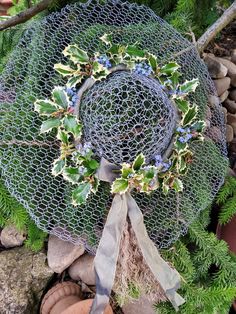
[47,235,85,273]
[226,125,234,143]
[227,113,236,135]
[204,55,228,78]
[229,89,236,101]
[68,253,95,285]
[208,94,220,107]
[231,74,236,88]
[216,57,236,78]
[122,296,155,314]
[224,99,236,114]
[0,224,26,248]
[222,107,227,120]
[213,77,231,96]
[0,247,53,314]
[231,49,236,65]
[229,139,236,153]
[219,90,229,102]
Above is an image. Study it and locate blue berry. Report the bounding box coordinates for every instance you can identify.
[185,133,193,141]
[176,127,185,133]
[97,55,112,69]
[75,142,92,156]
[178,136,187,143]
[161,161,172,172]
[133,62,152,76]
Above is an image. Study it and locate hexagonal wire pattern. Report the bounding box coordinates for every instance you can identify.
[0,0,228,253]
[80,71,177,164]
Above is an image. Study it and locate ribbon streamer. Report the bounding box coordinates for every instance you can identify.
[90,158,185,314]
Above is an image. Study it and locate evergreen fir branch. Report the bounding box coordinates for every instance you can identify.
[161,240,196,283]
[0,179,47,251]
[25,220,47,252]
[156,285,236,314]
[149,0,177,17]
[175,0,196,12]
[216,176,236,205]
[189,221,233,268]
[9,205,29,231]
[218,194,236,224]
[0,181,14,216]
[198,205,211,228]
[0,215,6,228]
[165,11,195,34]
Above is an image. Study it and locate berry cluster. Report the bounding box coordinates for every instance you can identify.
[96,55,112,69]
[65,87,79,109]
[154,154,172,172]
[176,127,193,143]
[133,62,153,76]
[75,142,92,156]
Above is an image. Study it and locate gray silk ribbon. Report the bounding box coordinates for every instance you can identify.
[90,158,185,314]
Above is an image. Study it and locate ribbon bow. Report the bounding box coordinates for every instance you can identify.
[90,158,185,314]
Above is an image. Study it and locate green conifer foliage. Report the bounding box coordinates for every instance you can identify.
[131,0,232,37]
[0,181,47,251]
[155,205,236,314]
[217,176,236,225]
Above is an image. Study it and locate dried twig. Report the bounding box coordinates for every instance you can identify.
[0,139,59,147]
[197,2,236,53]
[0,0,52,31]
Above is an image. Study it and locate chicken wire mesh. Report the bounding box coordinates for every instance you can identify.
[80,71,177,164]
[0,0,228,252]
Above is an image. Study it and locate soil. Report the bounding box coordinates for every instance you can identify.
[205,20,236,57]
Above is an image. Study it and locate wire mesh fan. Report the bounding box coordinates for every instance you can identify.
[0,0,228,253]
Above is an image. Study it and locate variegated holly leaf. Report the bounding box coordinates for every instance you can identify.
[63,45,90,64]
[175,99,190,114]
[52,86,70,109]
[121,163,133,179]
[52,158,66,176]
[62,167,81,184]
[111,178,129,194]
[175,140,188,153]
[176,155,188,174]
[132,153,145,171]
[179,78,199,94]
[160,62,180,76]
[143,166,156,180]
[92,61,110,81]
[72,182,92,205]
[87,159,99,170]
[91,177,100,193]
[66,75,83,88]
[100,33,113,45]
[34,99,58,116]
[40,118,61,134]
[63,115,82,138]
[169,71,181,89]
[191,121,206,133]
[147,53,158,72]
[54,63,76,76]
[126,45,145,58]
[162,177,170,195]
[57,129,69,144]
[182,105,198,126]
[172,177,183,193]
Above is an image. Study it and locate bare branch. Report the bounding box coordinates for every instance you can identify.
[0,139,59,147]
[197,2,236,53]
[0,0,52,31]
